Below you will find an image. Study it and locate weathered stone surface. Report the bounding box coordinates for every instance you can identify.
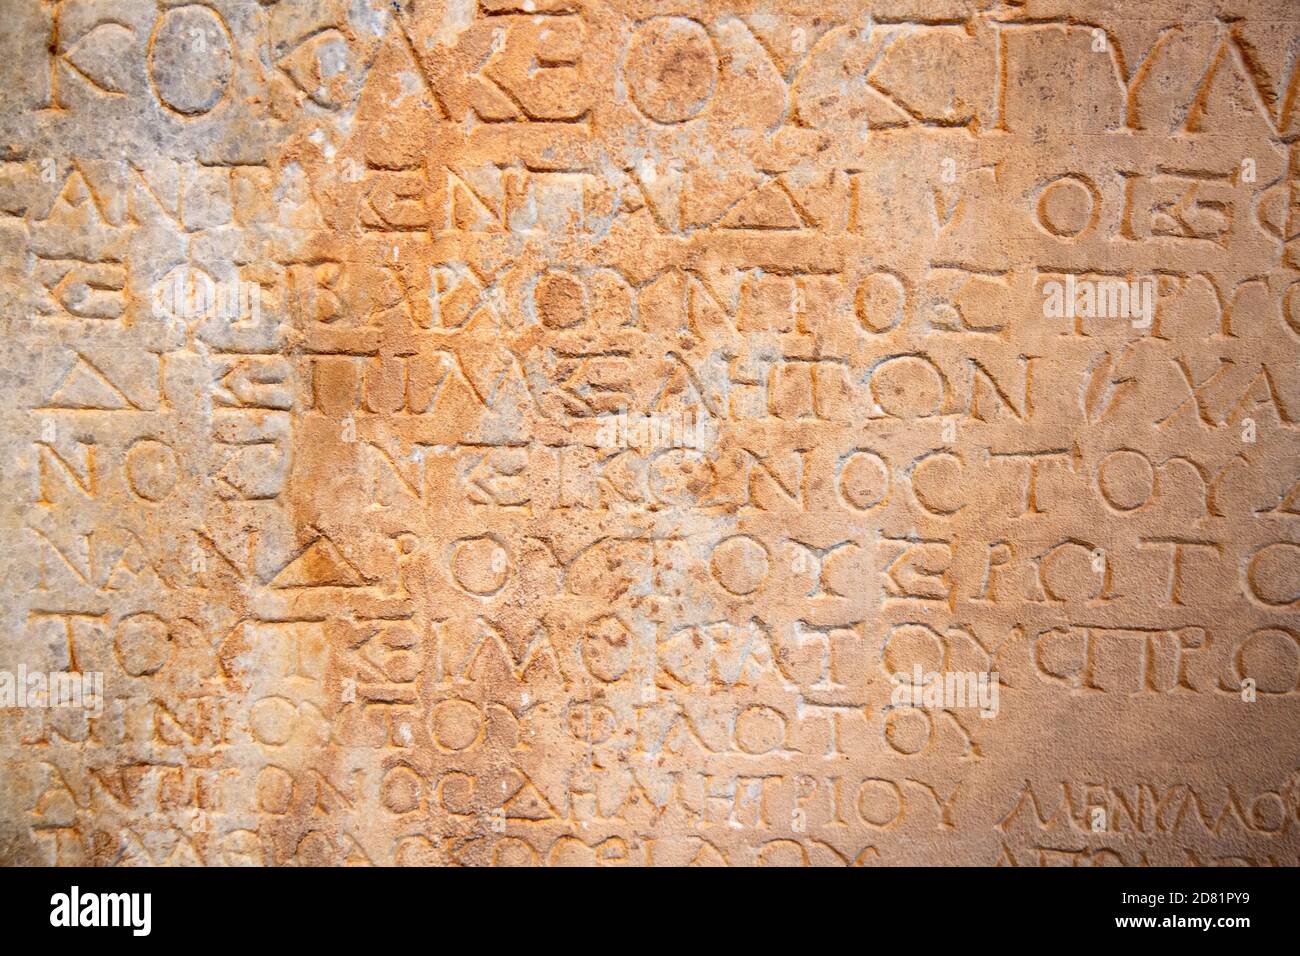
[1,0,1299,867]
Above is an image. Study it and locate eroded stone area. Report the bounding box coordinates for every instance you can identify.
[1,0,1299,866]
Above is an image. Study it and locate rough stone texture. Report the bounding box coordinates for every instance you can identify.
[1,0,1299,867]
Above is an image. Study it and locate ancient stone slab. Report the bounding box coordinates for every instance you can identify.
[1,0,1299,866]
